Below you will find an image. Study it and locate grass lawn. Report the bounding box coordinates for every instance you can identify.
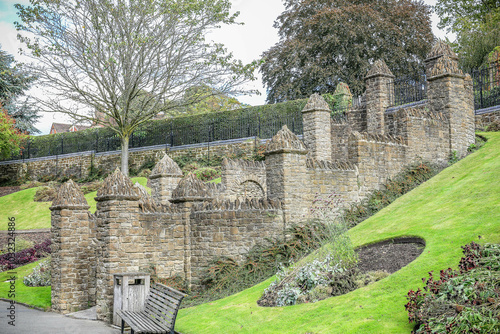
[0,259,51,310]
[175,132,500,334]
[0,177,148,230]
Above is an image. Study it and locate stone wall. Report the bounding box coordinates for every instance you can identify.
[49,41,478,323]
[0,138,259,184]
[220,158,266,200]
[189,199,283,287]
[475,109,500,130]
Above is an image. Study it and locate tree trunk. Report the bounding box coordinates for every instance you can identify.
[121,135,129,176]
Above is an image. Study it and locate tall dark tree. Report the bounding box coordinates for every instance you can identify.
[260,0,434,103]
[0,48,39,133]
[435,0,500,69]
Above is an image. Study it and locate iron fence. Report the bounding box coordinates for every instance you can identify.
[2,108,303,162]
[389,73,427,107]
[469,60,500,110]
[3,62,500,163]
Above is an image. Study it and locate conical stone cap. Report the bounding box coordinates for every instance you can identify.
[365,59,394,79]
[302,93,331,113]
[429,55,463,78]
[265,125,307,155]
[150,154,182,179]
[427,40,458,60]
[171,173,211,202]
[50,179,89,210]
[95,168,139,201]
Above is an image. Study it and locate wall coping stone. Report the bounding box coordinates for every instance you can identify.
[171,173,212,201]
[426,40,458,61]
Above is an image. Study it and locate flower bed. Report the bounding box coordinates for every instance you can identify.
[0,239,51,271]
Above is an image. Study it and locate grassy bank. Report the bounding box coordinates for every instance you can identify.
[175,132,500,334]
[0,177,148,230]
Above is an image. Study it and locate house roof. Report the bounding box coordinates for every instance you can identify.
[50,123,92,134]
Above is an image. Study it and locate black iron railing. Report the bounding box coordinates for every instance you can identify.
[2,108,304,162]
[389,73,427,107]
[469,60,500,110]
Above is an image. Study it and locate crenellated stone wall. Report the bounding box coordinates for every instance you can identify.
[49,41,477,323]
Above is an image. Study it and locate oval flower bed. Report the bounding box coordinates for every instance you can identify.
[258,237,425,307]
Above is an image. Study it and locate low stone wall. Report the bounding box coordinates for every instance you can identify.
[0,137,260,184]
[475,108,500,130]
[189,199,284,287]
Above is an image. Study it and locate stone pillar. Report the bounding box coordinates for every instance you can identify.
[301,94,332,161]
[149,154,183,205]
[95,168,141,323]
[50,180,91,314]
[365,59,394,135]
[427,46,474,158]
[265,125,309,225]
[170,173,213,289]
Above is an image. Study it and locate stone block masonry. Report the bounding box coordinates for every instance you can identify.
[49,41,476,323]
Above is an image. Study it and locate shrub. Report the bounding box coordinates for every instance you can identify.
[193,167,221,181]
[405,243,500,334]
[23,257,51,287]
[33,185,58,202]
[258,218,359,307]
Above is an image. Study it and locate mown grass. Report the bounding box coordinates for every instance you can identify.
[0,259,51,309]
[175,132,500,334]
[0,177,148,230]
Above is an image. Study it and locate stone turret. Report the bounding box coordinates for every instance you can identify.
[265,125,308,224]
[365,59,394,135]
[50,180,92,314]
[426,44,475,158]
[302,94,332,161]
[95,168,141,323]
[148,154,183,205]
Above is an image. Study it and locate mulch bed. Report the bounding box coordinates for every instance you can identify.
[357,237,425,274]
[0,186,21,198]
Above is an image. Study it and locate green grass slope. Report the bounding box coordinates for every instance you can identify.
[176,132,500,334]
[0,260,51,309]
[0,177,148,230]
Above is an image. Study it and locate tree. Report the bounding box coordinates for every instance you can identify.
[0,104,28,159]
[435,0,500,69]
[260,0,434,103]
[15,0,258,175]
[0,48,39,134]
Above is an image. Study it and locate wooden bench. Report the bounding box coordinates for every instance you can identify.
[117,282,186,334]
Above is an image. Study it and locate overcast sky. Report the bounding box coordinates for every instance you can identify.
[0,0,453,135]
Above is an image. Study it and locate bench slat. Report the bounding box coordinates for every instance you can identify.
[119,310,165,333]
[149,287,183,307]
[148,290,181,312]
[147,293,178,315]
[144,299,175,325]
[154,283,186,299]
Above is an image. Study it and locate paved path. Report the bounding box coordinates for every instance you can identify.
[0,301,122,334]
